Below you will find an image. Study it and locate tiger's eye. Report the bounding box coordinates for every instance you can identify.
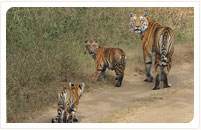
[140,16,144,21]
[133,16,137,22]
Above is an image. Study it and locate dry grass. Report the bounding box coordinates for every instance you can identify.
[6,7,193,122]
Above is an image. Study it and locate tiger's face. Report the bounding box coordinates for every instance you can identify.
[129,11,149,34]
[84,39,99,55]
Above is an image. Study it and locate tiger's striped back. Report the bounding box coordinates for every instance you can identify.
[84,39,126,87]
[103,47,126,71]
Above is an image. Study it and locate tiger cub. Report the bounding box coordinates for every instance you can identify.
[52,82,84,123]
[84,39,126,87]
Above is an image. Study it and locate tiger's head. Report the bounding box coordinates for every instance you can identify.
[129,10,149,34]
[69,82,85,98]
[84,39,99,55]
[58,82,85,105]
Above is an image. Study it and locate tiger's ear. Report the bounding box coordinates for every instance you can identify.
[69,82,74,88]
[144,10,148,17]
[129,11,133,17]
[79,82,85,90]
[94,38,98,43]
[84,40,88,43]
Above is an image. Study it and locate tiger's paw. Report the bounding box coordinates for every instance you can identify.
[162,81,172,88]
[144,78,153,82]
[67,116,73,123]
[52,119,56,123]
[115,81,121,87]
[144,75,153,82]
[152,86,160,90]
[73,117,79,122]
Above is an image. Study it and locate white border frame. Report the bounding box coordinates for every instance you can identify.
[0,1,200,129]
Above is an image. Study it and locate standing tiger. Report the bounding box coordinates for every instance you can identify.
[52,82,85,123]
[84,39,126,87]
[129,10,174,90]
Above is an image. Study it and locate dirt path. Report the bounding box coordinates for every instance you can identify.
[27,63,194,123]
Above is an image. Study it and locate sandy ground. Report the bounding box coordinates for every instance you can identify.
[101,80,193,123]
[26,62,194,123]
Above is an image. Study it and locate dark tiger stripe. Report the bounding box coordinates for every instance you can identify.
[146,62,152,64]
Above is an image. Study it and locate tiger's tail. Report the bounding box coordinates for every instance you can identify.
[158,27,172,88]
[159,27,172,69]
[52,105,63,123]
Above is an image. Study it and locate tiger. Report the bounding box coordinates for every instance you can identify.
[129,10,174,90]
[84,39,126,87]
[52,82,85,123]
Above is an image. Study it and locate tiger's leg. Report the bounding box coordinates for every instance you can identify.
[102,68,107,79]
[92,63,104,81]
[115,74,123,87]
[162,68,169,88]
[72,104,79,122]
[70,103,79,123]
[144,51,154,82]
[153,67,161,90]
[92,70,99,81]
[66,109,74,123]
[114,64,124,87]
[64,111,70,123]
[97,67,106,81]
[115,53,126,87]
[73,115,79,122]
[153,54,161,90]
[163,56,172,88]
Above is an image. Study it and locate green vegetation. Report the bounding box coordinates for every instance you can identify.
[6,7,193,122]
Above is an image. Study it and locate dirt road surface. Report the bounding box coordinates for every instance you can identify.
[27,63,194,123]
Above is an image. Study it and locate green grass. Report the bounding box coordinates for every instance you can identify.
[6,7,194,122]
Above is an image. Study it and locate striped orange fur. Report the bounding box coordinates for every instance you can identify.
[85,39,126,87]
[52,82,84,123]
[129,11,174,90]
